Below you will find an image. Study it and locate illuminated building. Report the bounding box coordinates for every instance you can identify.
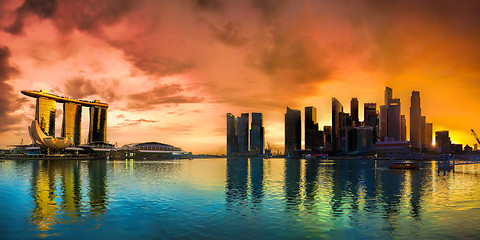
[226,113,238,156]
[62,102,82,146]
[250,113,264,155]
[410,91,422,149]
[21,90,109,149]
[238,113,249,153]
[387,98,401,141]
[35,96,56,136]
[332,98,343,152]
[285,107,301,157]
[305,106,323,152]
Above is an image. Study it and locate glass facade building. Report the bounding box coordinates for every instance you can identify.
[89,106,107,143]
[62,102,82,146]
[285,107,301,157]
[35,97,56,137]
[250,113,264,155]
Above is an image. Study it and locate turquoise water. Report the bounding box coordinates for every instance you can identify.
[1,158,480,239]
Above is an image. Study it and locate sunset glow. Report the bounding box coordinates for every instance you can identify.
[1,0,480,153]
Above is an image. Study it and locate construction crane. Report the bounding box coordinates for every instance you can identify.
[471,129,480,145]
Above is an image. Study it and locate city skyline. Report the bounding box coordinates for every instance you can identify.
[1,0,480,154]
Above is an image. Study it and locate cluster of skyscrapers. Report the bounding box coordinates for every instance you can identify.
[284,87,437,156]
[226,113,265,156]
[22,90,108,146]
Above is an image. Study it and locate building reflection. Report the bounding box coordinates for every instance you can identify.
[28,160,109,234]
[225,158,249,209]
[250,157,264,206]
[225,157,265,210]
[284,159,301,208]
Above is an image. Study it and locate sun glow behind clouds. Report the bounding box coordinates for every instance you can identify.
[1,0,480,153]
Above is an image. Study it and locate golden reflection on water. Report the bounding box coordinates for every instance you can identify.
[29,160,108,235]
[13,158,480,238]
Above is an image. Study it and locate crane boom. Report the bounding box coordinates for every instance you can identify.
[471,129,480,145]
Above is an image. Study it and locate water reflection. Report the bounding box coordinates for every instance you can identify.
[28,160,108,235]
[225,158,265,211]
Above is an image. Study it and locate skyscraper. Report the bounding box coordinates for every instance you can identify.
[238,113,249,153]
[410,91,422,149]
[435,131,451,153]
[226,113,238,156]
[62,102,82,146]
[351,98,359,126]
[332,98,343,152]
[401,115,407,141]
[35,97,56,137]
[425,122,433,150]
[305,106,323,152]
[324,126,332,152]
[89,106,107,143]
[285,107,301,157]
[421,116,426,150]
[384,87,393,106]
[379,105,388,141]
[387,98,401,141]
[250,113,264,155]
[364,102,378,143]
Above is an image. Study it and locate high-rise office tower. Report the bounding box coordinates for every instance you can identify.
[410,91,422,149]
[305,106,323,152]
[401,115,406,141]
[364,103,377,127]
[351,98,359,126]
[332,98,344,152]
[285,107,301,157]
[387,99,401,141]
[35,97,56,136]
[250,113,264,155]
[238,113,249,153]
[342,113,353,152]
[89,106,107,143]
[379,105,388,141]
[62,102,82,146]
[435,131,451,153]
[384,87,393,105]
[324,126,333,152]
[226,113,238,156]
[425,122,433,150]
[421,116,426,150]
[364,102,378,143]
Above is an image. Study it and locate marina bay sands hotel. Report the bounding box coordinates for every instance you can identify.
[21,90,108,146]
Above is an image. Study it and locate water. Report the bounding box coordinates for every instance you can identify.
[1,158,480,239]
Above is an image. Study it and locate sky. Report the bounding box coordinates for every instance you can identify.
[1,0,480,154]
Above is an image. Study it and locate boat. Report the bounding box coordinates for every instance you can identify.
[388,162,418,170]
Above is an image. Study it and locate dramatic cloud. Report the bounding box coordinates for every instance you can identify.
[2,0,480,152]
[127,84,204,110]
[64,76,119,102]
[5,0,57,34]
[207,21,248,47]
[113,118,158,128]
[0,46,20,132]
